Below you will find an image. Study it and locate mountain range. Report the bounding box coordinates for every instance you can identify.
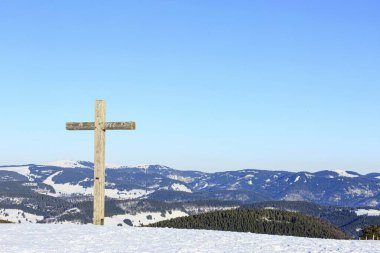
[1,160,379,207]
[1,160,380,238]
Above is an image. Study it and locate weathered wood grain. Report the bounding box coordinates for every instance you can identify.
[66,122,135,130]
[66,99,136,225]
[105,121,136,130]
[93,100,106,225]
[66,122,95,130]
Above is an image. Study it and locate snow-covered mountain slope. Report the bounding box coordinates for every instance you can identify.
[1,160,380,207]
[0,166,31,179]
[355,209,380,216]
[0,224,378,253]
[105,210,188,226]
[0,208,43,223]
[42,160,91,169]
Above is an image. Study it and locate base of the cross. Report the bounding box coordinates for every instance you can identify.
[93,218,104,225]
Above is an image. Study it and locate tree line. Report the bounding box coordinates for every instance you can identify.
[148,208,349,239]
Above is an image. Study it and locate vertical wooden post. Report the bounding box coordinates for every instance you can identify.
[66,100,135,226]
[93,100,106,225]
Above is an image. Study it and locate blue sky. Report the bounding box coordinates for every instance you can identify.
[0,1,379,173]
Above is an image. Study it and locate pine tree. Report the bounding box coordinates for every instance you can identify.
[360,225,380,240]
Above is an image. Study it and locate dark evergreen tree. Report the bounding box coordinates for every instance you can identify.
[360,225,380,240]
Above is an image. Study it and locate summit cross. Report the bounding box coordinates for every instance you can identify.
[66,100,136,225]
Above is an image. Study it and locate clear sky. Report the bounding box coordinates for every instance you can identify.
[0,1,379,173]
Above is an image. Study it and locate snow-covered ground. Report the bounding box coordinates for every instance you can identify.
[0,224,379,253]
[0,209,44,223]
[355,209,380,216]
[170,183,192,192]
[42,160,90,169]
[0,166,31,179]
[0,207,188,226]
[105,210,188,226]
[334,170,359,178]
[42,171,152,199]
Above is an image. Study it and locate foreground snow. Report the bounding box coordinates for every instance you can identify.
[0,224,379,253]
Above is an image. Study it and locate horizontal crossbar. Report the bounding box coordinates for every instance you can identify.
[66,122,136,130]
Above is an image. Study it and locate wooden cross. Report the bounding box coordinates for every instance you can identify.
[66,100,136,225]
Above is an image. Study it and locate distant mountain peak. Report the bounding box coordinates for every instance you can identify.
[41,160,90,169]
[333,170,360,178]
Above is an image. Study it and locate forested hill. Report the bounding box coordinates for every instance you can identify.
[246,201,380,238]
[148,208,349,239]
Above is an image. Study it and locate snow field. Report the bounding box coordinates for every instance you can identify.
[170,183,192,193]
[0,166,30,178]
[0,224,379,253]
[355,209,380,216]
[0,209,43,223]
[334,170,359,178]
[43,171,152,199]
[105,210,188,226]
